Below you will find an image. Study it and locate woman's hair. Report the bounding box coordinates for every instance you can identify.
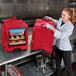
[63,8,74,24]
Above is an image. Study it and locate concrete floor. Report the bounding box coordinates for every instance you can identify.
[61,62,76,76]
[18,60,76,76]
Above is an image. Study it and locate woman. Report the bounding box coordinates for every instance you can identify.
[44,8,74,76]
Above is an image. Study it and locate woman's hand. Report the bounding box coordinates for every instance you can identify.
[44,23,53,30]
[44,23,56,32]
[44,16,53,20]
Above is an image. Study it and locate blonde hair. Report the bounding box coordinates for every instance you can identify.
[63,8,74,24]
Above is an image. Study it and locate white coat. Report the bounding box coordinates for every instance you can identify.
[54,18,74,51]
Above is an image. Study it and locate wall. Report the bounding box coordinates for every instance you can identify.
[0,0,68,19]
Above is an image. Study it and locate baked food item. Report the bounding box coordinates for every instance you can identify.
[10,40,16,44]
[10,36,14,39]
[20,35,24,38]
[17,40,24,44]
[16,36,20,39]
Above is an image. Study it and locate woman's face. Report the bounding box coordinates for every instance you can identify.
[61,10,71,23]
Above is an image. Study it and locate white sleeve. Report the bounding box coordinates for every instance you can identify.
[51,18,58,25]
[54,25,74,39]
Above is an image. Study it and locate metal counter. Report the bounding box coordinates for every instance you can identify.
[0,27,42,76]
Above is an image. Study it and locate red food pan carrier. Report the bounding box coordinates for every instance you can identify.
[31,17,55,53]
[1,17,28,52]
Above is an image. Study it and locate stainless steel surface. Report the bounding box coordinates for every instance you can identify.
[48,0,68,19]
[0,27,41,66]
[70,24,76,40]
[0,0,30,18]
[5,64,7,76]
[30,0,49,18]
[0,0,68,19]
[56,0,69,18]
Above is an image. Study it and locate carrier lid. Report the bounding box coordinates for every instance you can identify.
[3,17,28,29]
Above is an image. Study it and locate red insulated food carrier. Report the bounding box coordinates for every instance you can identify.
[31,17,55,53]
[1,17,28,52]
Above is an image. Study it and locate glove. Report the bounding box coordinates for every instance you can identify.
[44,16,52,20]
[44,23,53,30]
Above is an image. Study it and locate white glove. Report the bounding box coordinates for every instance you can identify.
[44,16,52,20]
[44,23,53,30]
